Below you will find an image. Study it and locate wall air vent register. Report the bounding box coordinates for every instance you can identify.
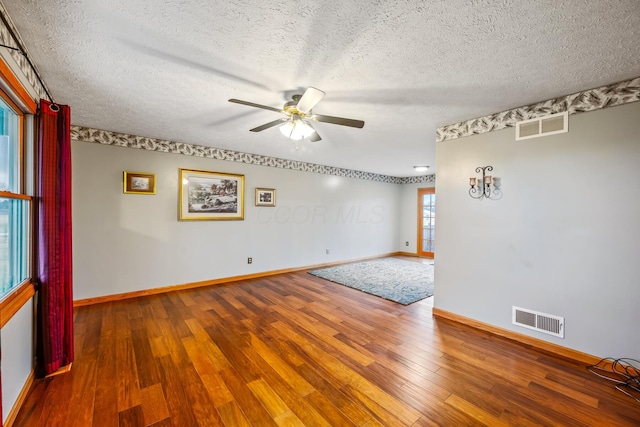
[512,306,565,338]
[516,111,569,141]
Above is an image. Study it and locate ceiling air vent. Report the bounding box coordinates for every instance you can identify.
[515,111,568,141]
[512,306,564,338]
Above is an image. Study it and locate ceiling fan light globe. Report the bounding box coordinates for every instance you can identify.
[298,120,315,139]
[280,119,314,141]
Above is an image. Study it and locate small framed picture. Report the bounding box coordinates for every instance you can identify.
[123,171,156,194]
[179,168,245,220]
[255,188,276,207]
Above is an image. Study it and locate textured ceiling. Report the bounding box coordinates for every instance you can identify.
[3,0,640,176]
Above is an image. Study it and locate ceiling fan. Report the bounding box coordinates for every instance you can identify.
[228,87,365,142]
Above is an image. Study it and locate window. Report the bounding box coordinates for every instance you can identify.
[0,198,29,296]
[0,84,30,300]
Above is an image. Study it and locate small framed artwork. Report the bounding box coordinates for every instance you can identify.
[255,188,276,207]
[179,168,244,220]
[123,171,156,194]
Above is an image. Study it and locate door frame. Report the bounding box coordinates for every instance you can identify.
[417,187,435,258]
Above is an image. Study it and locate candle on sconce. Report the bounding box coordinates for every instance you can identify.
[469,177,476,187]
[484,175,492,184]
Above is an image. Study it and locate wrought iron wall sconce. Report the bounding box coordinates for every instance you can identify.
[469,166,502,200]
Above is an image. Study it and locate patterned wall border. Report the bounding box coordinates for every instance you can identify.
[0,4,50,101]
[71,126,435,185]
[74,77,638,184]
[400,175,436,185]
[436,77,640,142]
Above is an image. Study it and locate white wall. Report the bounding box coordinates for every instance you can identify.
[435,101,640,358]
[1,301,33,424]
[72,141,402,300]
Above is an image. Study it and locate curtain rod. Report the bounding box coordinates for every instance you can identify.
[0,10,54,102]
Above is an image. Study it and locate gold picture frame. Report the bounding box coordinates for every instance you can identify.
[179,168,245,220]
[255,188,276,207]
[123,171,156,194]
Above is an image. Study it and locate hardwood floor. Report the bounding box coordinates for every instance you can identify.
[14,268,640,426]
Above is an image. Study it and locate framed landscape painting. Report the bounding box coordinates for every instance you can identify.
[123,171,156,194]
[179,168,244,220]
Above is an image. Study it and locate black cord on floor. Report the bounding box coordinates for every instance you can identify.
[588,357,640,403]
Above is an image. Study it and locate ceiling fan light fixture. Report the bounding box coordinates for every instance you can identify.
[279,116,315,141]
[229,87,364,142]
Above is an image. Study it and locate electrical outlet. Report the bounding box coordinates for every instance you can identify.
[326,249,330,254]
[405,241,409,246]
[247,257,252,264]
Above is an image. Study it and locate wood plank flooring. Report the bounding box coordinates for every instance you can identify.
[13,264,640,426]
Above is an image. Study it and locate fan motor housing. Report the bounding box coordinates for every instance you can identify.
[283,96,308,117]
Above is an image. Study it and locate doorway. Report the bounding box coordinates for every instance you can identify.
[417,188,435,258]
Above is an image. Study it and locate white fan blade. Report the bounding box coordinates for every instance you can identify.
[312,114,365,128]
[296,87,325,113]
[250,118,286,132]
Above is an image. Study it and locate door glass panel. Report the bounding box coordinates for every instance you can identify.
[420,192,435,255]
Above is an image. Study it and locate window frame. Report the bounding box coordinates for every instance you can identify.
[0,58,36,327]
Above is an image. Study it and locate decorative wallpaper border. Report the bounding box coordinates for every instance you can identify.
[0,5,50,101]
[436,77,640,142]
[400,175,436,185]
[71,126,435,185]
[73,77,640,185]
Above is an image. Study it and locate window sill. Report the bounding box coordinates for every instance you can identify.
[0,280,35,328]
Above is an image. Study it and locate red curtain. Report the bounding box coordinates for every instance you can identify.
[36,99,74,377]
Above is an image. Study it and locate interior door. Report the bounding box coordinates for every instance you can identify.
[418,188,435,258]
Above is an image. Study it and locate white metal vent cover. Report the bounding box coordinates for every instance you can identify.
[512,306,565,338]
[515,111,568,140]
